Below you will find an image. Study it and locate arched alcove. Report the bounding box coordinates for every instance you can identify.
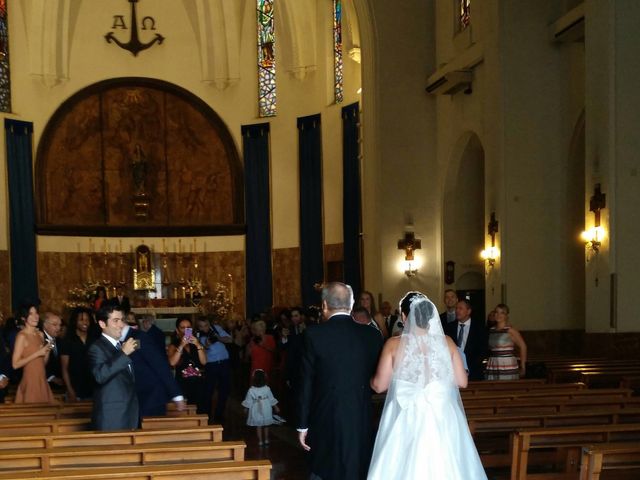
[35,77,244,236]
[443,132,486,284]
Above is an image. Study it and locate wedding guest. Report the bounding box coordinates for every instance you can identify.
[12,303,55,403]
[247,320,277,382]
[93,286,107,312]
[167,317,207,413]
[357,291,388,338]
[485,304,527,380]
[242,369,280,447]
[60,307,99,401]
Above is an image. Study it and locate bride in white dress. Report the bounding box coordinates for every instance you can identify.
[367,292,487,480]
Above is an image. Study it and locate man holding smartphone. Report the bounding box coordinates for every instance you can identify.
[89,303,138,431]
[196,316,232,424]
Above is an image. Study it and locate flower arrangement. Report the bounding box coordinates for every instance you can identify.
[64,282,102,309]
[202,282,234,319]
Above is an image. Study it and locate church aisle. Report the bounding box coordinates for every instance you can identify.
[223,389,308,480]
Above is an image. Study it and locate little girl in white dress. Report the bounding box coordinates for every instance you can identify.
[242,369,280,446]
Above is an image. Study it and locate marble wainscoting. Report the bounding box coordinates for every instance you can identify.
[0,250,10,316]
[37,251,86,313]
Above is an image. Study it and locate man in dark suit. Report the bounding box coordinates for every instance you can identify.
[120,322,185,418]
[439,289,458,330]
[113,286,131,315]
[42,312,64,393]
[88,303,139,431]
[444,299,489,381]
[297,282,383,480]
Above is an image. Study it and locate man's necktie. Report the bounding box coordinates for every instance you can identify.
[116,341,122,351]
[457,323,465,348]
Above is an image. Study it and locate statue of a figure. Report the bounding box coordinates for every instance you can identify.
[132,143,147,194]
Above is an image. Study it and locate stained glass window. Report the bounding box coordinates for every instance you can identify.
[333,0,343,104]
[257,0,276,117]
[459,0,471,31]
[0,0,11,112]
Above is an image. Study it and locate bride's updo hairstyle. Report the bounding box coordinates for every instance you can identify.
[399,291,435,328]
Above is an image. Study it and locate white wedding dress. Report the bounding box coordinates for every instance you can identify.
[367,294,487,480]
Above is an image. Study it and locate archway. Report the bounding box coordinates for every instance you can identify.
[35,77,244,236]
[443,132,486,317]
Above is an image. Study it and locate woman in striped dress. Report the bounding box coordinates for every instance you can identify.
[485,304,527,380]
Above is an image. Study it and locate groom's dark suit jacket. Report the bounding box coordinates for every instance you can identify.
[297,313,383,480]
[123,327,181,417]
[88,335,138,430]
[445,318,489,381]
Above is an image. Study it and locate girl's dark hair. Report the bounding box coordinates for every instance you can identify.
[252,369,267,387]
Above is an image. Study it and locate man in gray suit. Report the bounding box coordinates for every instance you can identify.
[89,303,139,431]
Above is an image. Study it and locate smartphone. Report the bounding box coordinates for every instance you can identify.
[184,327,192,339]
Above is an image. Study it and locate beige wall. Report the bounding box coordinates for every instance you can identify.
[0,0,362,312]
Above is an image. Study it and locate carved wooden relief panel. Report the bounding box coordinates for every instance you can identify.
[36,78,244,235]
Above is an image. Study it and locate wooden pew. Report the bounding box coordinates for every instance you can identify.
[579,442,640,480]
[462,382,585,398]
[465,395,640,416]
[0,460,272,480]
[0,406,92,421]
[466,379,547,390]
[0,426,223,450]
[620,375,640,394]
[141,414,209,429]
[0,414,210,435]
[0,418,90,435]
[471,408,640,469]
[580,370,640,388]
[463,387,632,403]
[548,365,640,384]
[510,423,640,480]
[0,440,246,473]
[0,401,197,416]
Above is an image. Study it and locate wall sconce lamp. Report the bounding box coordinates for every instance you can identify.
[398,231,422,277]
[581,183,606,255]
[480,212,499,267]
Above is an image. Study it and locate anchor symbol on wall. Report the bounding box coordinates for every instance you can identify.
[105,0,165,56]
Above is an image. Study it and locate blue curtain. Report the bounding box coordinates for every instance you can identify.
[243,123,273,317]
[342,103,362,295]
[4,119,39,312]
[297,114,324,307]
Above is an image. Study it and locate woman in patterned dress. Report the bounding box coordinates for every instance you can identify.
[485,304,527,380]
